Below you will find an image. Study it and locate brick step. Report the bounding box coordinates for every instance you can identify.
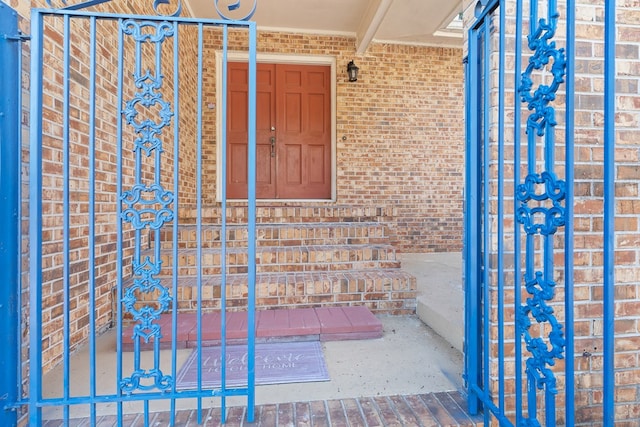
[176,205,397,225]
[121,306,384,351]
[155,222,389,249]
[121,269,416,314]
[153,244,400,274]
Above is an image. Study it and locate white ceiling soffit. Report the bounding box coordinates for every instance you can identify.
[184,0,464,51]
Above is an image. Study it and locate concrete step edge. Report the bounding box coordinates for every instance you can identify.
[416,295,463,353]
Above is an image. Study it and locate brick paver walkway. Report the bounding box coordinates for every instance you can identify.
[43,391,483,426]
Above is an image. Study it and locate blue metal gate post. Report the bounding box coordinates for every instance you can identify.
[0,3,21,426]
[464,33,482,415]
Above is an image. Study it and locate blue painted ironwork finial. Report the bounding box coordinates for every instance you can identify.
[153,0,182,17]
[474,0,491,18]
[214,0,257,20]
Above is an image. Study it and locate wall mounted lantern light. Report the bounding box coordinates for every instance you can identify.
[347,60,359,82]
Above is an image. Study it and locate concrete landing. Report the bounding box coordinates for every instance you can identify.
[121,306,383,350]
[43,315,464,420]
[400,252,464,352]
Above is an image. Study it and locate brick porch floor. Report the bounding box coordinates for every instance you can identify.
[42,391,483,426]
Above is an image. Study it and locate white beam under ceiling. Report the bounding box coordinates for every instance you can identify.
[355,0,394,54]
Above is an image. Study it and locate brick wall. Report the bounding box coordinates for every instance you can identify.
[196,31,465,253]
[337,43,464,252]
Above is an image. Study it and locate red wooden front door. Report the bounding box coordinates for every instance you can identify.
[226,62,331,199]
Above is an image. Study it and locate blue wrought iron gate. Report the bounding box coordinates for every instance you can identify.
[464,0,617,425]
[2,0,259,425]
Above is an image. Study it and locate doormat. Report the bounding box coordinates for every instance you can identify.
[175,341,330,389]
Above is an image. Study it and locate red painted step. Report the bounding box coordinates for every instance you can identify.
[121,306,383,351]
[316,306,384,341]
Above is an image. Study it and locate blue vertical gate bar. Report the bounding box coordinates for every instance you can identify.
[115,16,125,426]
[564,0,576,424]
[216,20,257,422]
[603,0,616,424]
[170,20,181,426]
[496,1,506,419]
[195,22,205,425]
[462,48,479,415]
[61,14,72,425]
[0,4,20,426]
[247,21,258,421]
[220,24,229,421]
[513,0,523,424]
[28,8,45,427]
[462,53,469,397]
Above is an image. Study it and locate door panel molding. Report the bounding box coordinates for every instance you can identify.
[215,52,336,201]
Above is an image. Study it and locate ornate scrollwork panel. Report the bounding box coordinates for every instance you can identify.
[119,18,175,394]
[516,0,568,414]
